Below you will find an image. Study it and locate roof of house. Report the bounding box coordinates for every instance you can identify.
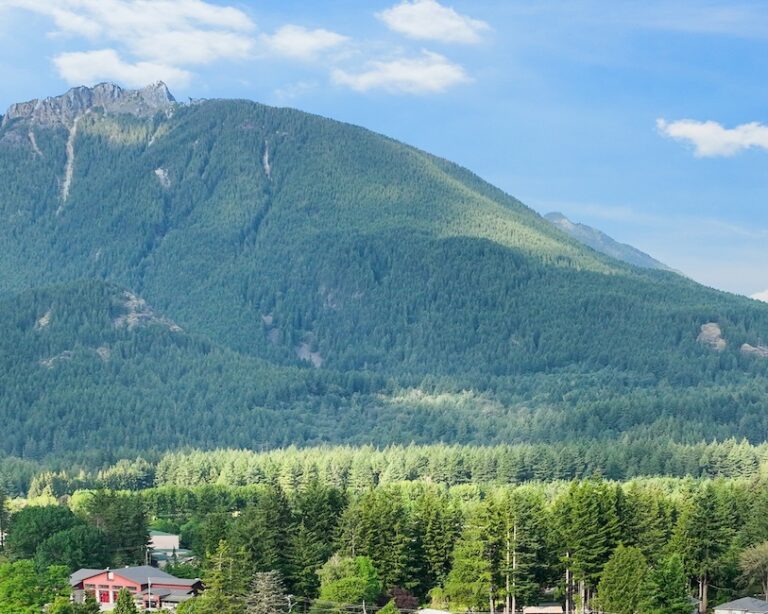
[70,566,200,588]
[70,569,104,586]
[149,530,178,537]
[715,597,768,612]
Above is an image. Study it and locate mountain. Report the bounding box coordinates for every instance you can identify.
[544,211,673,271]
[1,82,175,128]
[2,83,768,464]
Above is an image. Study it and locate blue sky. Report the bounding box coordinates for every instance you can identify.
[1,0,767,299]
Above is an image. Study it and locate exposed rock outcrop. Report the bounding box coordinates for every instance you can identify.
[698,322,727,351]
[741,343,768,358]
[2,82,175,128]
[113,291,182,332]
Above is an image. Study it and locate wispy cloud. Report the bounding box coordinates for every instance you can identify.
[376,0,490,44]
[261,25,348,61]
[633,1,768,38]
[332,50,469,94]
[657,118,768,157]
[273,80,318,101]
[53,48,192,88]
[752,290,768,303]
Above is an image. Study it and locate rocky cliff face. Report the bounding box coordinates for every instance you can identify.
[1,82,175,128]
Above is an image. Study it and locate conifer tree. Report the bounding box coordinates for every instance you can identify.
[553,481,618,613]
[673,483,732,613]
[641,554,693,614]
[416,490,462,590]
[444,502,499,612]
[183,539,248,614]
[287,520,327,598]
[246,571,288,614]
[594,545,648,614]
[230,485,292,579]
[497,490,547,614]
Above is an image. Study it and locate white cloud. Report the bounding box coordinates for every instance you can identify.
[332,50,469,94]
[261,25,348,61]
[657,118,768,157]
[376,0,490,44]
[752,290,768,303]
[54,49,192,89]
[8,0,255,43]
[134,30,253,65]
[6,0,255,87]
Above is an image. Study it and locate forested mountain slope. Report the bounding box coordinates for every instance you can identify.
[2,83,768,463]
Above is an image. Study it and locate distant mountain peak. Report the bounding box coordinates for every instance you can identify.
[1,81,176,128]
[545,211,674,272]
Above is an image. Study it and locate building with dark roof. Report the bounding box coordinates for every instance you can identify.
[70,565,203,611]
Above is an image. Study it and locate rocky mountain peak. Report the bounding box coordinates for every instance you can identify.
[1,81,176,128]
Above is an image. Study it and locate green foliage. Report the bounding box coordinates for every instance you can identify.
[642,554,694,614]
[444,503,497,610]
[594,545,649,614]
[317,555,383,605]
[5,505,80,559]
[48,596,77,614]
[553,480,620,606]
[673,482,732,606]
[77,593,102,614]
[113,588,139,614]
[34,525,110,571]
[165,561,203,579]
[228,484,291,582]
[739,541,768,600]
[79,490,149,565]
[339,487,425,593]
[0,560,69,614]
[48,592,102,614]
[495,489,548,609]
[378,600,400,614]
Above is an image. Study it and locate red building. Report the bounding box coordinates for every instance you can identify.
[70,565,203,611]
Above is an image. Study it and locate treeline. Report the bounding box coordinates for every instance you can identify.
[6,439,767,498]
[4,477,768,613]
